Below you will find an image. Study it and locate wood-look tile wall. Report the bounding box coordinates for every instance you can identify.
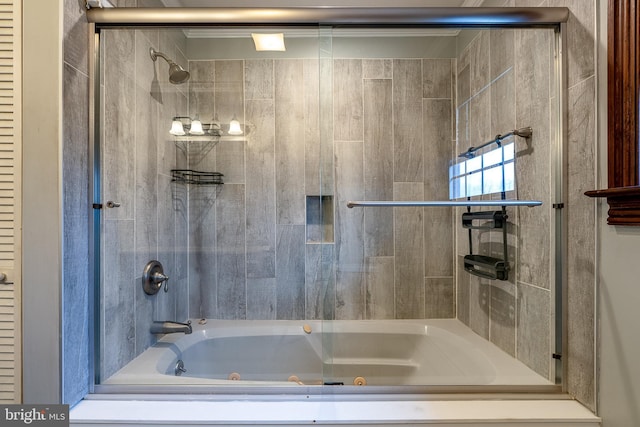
[455,27,556,381]
[100,28,189,380]
[187,57,455,321]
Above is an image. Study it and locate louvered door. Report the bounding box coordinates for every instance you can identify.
[0,0,20,404]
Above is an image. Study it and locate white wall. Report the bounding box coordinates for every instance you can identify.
[596,0,640,424]
[22,0,63,403]
[598,226,640,425]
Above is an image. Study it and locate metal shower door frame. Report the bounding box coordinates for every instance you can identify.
[87,6,569,396]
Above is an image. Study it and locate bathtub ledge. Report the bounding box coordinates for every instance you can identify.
[70,398,600,426]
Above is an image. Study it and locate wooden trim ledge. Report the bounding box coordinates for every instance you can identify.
[585,186,640,225]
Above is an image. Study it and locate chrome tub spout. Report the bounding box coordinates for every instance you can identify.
[150,320,192,335]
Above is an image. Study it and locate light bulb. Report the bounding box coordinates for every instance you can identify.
[228,116,243,135]
[251,33,286,51]
[169,119,185,136]
[189,118,204,135]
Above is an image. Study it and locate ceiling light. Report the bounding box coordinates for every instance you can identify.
[251,33,286,51]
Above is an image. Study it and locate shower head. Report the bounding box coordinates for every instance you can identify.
[150,48,190,85]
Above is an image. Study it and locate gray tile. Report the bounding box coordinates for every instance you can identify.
[216,184,246,319]
[468,276,490,339]
[276,225,306,320]
[213,62,245,184]
[64,0,89,75]
[158,91,184,172]
[422,58,452,99]
[489,28,515,81]
[456,255,470,326]
[246,99,276,279]
[549,0,595,87]
[63,63,89,213]
[157,175,178,319]
[101,219,135,379]
[306,243,335,320]
[394,182,424,319]
[188,61,216,122]
[468,87,492,148]
[457,64,471,107]
[566,76,596,409]
[135,30,160,92]
[188,184,218,318]
[335,141,365,320]
[393,59,423,182]
[363,59,392,79]
[215,140,245,184]
[490,70,516,138]
[303,59,323,195]
[517,282,551,379]
[134,83,159,268]
[335,270,365,320]
[62,208,89,404]
[186,183,219,310]
[424,207,454,277]
[365,257,395,319]
[517,206,550,288]
[247,278,276,320]
[423,99,453,277]
[470,31,490,94]
[319,57,335,196]
[456,103,469,151]
[425,277,455,319]
[245,59,273,100]
[103,29,135,70]
[135,265,157,357]
[515,29,551,103]
[489,281,516,356]
[215,60,245,129]
[186,165,218,313]
[363,79,394,257]
[103,46,136,221]
[333,59,363,142]
[275,60,306,225]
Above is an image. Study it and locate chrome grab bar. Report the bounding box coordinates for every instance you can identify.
[346,200,542,208]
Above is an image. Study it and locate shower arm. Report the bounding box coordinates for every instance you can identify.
[149,48,171,64]
[457,126,533,159]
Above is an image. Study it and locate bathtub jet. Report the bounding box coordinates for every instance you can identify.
[150,320,192,335]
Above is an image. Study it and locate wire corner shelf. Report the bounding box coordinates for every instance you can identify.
[171,169,224,186]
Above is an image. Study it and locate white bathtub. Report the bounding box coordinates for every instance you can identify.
[104,318,551,387]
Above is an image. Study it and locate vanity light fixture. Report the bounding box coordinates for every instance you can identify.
[169,116,240,137]
[251,33,286,51]
[169,119,186,136]
[227,116,243,135]
[189,117,205,135]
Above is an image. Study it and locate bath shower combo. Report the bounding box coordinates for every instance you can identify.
[87,6,569,398]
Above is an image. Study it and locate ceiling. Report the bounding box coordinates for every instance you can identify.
[160,0,477,7]
[154,0,482,38]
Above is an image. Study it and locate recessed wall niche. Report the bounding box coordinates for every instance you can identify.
[306,195,334,243]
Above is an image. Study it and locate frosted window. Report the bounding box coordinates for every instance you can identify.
[483,166,504,194]
[467,172,483,197]
[483,148,503,167]
[467,156,482,172]
[449,142,515,199]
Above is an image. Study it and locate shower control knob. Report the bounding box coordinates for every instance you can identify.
[106,201,121,208]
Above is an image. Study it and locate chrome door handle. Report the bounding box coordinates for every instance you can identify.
[106,201,121,208]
